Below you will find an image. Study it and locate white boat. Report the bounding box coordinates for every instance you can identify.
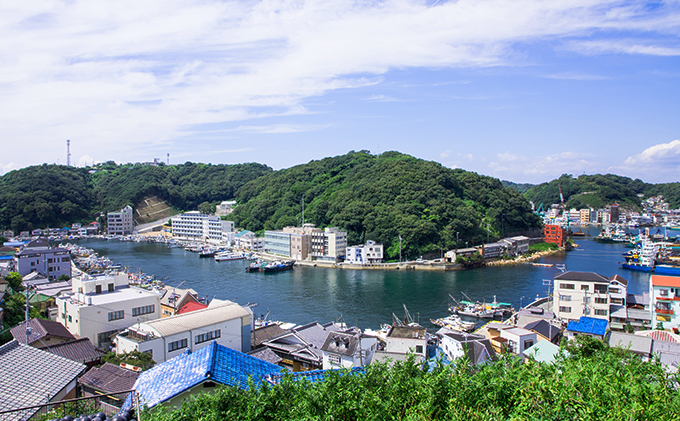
[214,252,246,261]
[430,314,476,332]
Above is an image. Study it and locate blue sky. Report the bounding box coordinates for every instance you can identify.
[1,0,679,184]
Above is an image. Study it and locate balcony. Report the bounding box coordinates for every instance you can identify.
[655,308,674,315]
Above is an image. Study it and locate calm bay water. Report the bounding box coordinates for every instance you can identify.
[74,226,654,330]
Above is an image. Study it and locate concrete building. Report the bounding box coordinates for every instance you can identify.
[650,275,680,332]
[320,330,377,370]
[579,208,592,223]
[264,231,292,257]
[14,238,71,280]
[115,300,252,363]
[56,272,161,349]
[215,200,237,216]
[107,205,134,236]
[544,224,566,247]
[552,271,615,322]
[345,240,383,264]
[234,230,264,251]
[171,211,229,243]
[311,227,348,262]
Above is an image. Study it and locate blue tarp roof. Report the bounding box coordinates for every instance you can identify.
[567,317,608,336]
[127,341,283,410]
[265,367,364,385]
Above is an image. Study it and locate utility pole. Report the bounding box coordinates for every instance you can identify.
[399,235,402,263]
[66,139,71,167]
[25,286,35,345]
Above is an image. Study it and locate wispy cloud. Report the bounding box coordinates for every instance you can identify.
[1,0,680,173]
[608,140,680,182]
[487,151,600,182]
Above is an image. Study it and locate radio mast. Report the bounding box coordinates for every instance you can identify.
[66,139,71,166]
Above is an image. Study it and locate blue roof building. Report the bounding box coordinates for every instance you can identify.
[566,316,608,339]
[127,341,283,410]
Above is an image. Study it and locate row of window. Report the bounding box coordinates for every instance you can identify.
[195,329,221,344]
[108,310,125,321]
[559,283,609,293]
[559,295,607,304]
[169,338,188,352]
[133,305,155,316]
[559,307,608,316]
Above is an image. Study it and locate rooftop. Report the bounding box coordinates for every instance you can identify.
[79,362,140,393]
[555,271,609,283]
[10,318,75,345]
[652,275,680,288]
[567,317,608,336]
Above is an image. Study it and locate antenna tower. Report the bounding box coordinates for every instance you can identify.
[167,153,170,165]
[66,139,71,167]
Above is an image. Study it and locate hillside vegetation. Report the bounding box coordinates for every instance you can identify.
[229,151,541,259]
[145,336,680,421]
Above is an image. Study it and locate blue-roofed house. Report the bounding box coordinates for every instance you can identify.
[130,341,283,410]
[565,316,608,340]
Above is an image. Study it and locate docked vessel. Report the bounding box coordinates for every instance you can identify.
[214,252,246,262]
[262,260,295,272]
[430,314,476,332]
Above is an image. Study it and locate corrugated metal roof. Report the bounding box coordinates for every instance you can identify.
[567,317,608,336]
[144,301,249,337]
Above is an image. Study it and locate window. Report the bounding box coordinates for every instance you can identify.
[609,287,619,293]
[559,306,572,313]
[68,315,72,322]
[559,295,572,301]
[595,297,607,304]
[195,329,221,344]
[560,283,575,290]
[581,285,589,291]
[108,283,114,292]
[96,285,102,294]
[108,310,125,321]
[97,329,119,347]
[132,305,155,317]
[328,355,341,366]
[660,289,669,296]
[594,309,608,316]
[523,340,534,350]
[594,285,608,294]
[168,338,188,352]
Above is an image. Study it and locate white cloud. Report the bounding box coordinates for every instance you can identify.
[609,140,680,181]
[1,1,680,171]
[440,149,451,158]
[567,40,680,56]
[1,162,18,175]
[488,151,599,182]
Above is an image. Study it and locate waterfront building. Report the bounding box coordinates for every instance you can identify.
[544,224,565,247]
[320,330,377,370]
[345,240,383,264]
[480,242,504,259]
[579,208,591,223]
[171,211,230,243]
[445,247,478,263]
[115,300,251,363]
[650,275,680,332]
[311,227,348,262]
[382,325,428,358]
[264,231,292,257]
[56,272,161,349]
[159,286,203,318]
[235,230,264,251]
[14,237,71,280]
[283,226,313,261]
[500,236,530,257]
[107,205,134,236]
[596,209,611,224]
[552,271,622,322]
[610,204,620,222]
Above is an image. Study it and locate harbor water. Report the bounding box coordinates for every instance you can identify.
[74,226,655,330]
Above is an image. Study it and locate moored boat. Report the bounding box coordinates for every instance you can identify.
[215,252,246,262]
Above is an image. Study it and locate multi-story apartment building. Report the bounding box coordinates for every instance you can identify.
[345,240,383,264]
[311,227,347,262]
[579,208,591,223]
[107,205,134,235]
[544,225,565,247]
[552,271,621,322]
[56,272,161,349]
[171,211,230,243]
[14,238,71,280]
[650,275,680,331]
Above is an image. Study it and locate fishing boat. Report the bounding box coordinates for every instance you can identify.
[263,260,295,272]
[430,314,476,332]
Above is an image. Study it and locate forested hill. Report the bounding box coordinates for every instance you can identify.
[0,161,272,232]
[229,151,541,259]
[523,174,680,211]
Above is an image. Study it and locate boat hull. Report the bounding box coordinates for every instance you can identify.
[654,265,680,275]
[621,263,654,272]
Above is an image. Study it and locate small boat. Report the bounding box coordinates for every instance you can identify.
[246,261,265,272]
[430,315,476,332]
[215,252,246,262]
[263,260,295,272]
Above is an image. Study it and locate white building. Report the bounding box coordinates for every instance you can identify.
[345,240,383,264]
[115,300,251,363]
[171,211,231,243]
[234,230,264,251]
[383,325,427,358]
[320,331,377,370]
[107,205,134,236]
[552,271,617,322]
[311,227,347,262]
[438,330,495,365]
[56,272,161,349]
[215,200,237,216]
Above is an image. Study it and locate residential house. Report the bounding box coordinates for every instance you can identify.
[320,330,377,370]
[107,205,134,236]
[373,325,428,364]
[44,337,106,369]
[484,322,537,355]
[438,330,496,365]
[115,300,251,363]
[56,272,161,349]
[234,230,264,252]
[159,286,202,317]
[607,331,653,360]
[14,238,71,280]
[10,318,75,348]
[650,275,680,332]
[552,271,613,322]
[262,321,345,371]
[445,247,478,263]
[523,319,561,344]
[125,341,282,410]
[79,363,140,414]
[522,340,562,364]
[215,200,237,216]
[345,240,383,264]
[565,316,608,340]
[0,340,87,421]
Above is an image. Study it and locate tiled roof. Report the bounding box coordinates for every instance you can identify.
[0,340,86,420]
[252,324,287,348]
[45,338,106,363]
[247,347,283,365]
[321,332,360,356]
[609,274,629,286]
[608,331,653,355]
[265,367,363,385]
[131,341,282,409]
[567,317,608,336]
[636,329,680,343]
[10,318,75,345]
[651,275,680,288]
[178,301,208,314]
[523,320,561,342]
[79,363,140,394]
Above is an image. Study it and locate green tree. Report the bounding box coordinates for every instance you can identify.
[198,201,215,215]
[101,350,156,371]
